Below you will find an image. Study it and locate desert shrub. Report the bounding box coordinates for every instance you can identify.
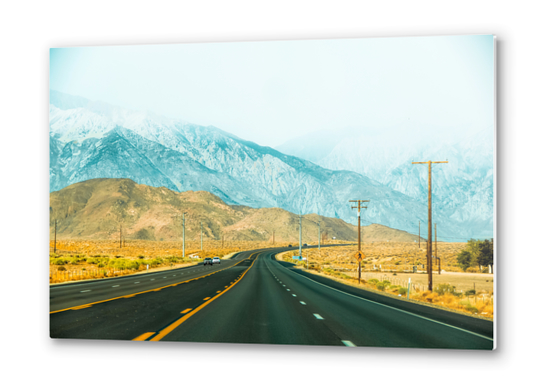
[50,258,69,265]
[97,263,105,268]
[420,291,438,303]
[138,255,145,259]
[368,279,379,285]
[127,260,141,270]
[465,289,476,296]
[398,287,407,295]
[464,304,478,314]
[382,280,391,286]
[376,282,387,291]
[435,284,456,296]
[57,266,66,271]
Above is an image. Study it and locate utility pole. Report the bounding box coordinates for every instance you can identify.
[318,220,321,251]
[182,213,186,258]
[350,199,369,284]
[418,221,422,248]
[54,219,57,254]
[412,160,448,291]
[299,213,305,268]
[435,223,441,275]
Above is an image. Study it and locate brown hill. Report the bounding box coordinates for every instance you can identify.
[49,178,419,243]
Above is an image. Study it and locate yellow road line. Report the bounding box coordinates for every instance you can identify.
[133,332,155,341]
[50,253,252,315]
[203,297,210,301]
[148,253,259,342]
[181,308,192,314]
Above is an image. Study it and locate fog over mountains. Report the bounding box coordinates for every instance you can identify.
[49,91,494,240]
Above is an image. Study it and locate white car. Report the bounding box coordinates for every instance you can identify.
[212,257,221,265]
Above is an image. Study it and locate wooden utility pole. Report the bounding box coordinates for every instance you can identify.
[349,199,369,284]
[412,160,448,291]
[318,220,321,251]
[299,213,304,268]
[435,223,441,274]
[54,219,57,254]
[182,213,186,258]
[418,221,422,248]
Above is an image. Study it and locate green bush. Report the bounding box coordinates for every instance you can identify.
[464,304,478,314]
[368,278,379,285]
[465,289,476,296]
[376,282,387,291]
[435,284,456,296]
[398,287,408,295]
[57,266,67,271]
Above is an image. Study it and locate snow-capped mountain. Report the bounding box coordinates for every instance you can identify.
[49,91,489,239]
[277,124,495,239]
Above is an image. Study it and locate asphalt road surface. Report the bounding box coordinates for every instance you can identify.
[50,246,494,350]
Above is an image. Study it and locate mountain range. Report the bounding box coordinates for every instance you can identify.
[49,90,494,240]
[49,178,420,243]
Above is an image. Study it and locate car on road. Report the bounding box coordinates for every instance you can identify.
[288,244,292,247]
[212,257,221,265]
[203,257,213,266]
[303,243,308,246]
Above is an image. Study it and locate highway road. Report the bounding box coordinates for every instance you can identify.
[50,246,494,350]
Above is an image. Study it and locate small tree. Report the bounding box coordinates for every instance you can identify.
[477,239,494,272]
[457,250,472,271]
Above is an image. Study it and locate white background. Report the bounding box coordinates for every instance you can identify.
[0,1,539,382]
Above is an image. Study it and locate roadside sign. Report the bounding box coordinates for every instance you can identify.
[354,251,365,261]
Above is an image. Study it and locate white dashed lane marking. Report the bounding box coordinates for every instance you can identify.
[313,314,324,320]
[342,340,356,347]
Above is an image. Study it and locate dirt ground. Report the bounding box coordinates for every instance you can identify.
[348,271,494,294]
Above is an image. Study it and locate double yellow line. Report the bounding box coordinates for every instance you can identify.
[50,253,251,315]
[137,253,259,341]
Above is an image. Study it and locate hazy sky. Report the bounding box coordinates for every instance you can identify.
[50,35,494,147]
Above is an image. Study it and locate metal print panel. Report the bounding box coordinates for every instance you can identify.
[49,35,495,350]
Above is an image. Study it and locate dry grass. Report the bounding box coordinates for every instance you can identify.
[277,242,494,319]
[49,239,293,284]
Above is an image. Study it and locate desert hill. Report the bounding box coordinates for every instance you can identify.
[49,178,420,243]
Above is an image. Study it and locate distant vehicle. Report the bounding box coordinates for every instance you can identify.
[212,257,221,265]
[303,243,307,246]
[203,257,213,266]
[288,244,292,247]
